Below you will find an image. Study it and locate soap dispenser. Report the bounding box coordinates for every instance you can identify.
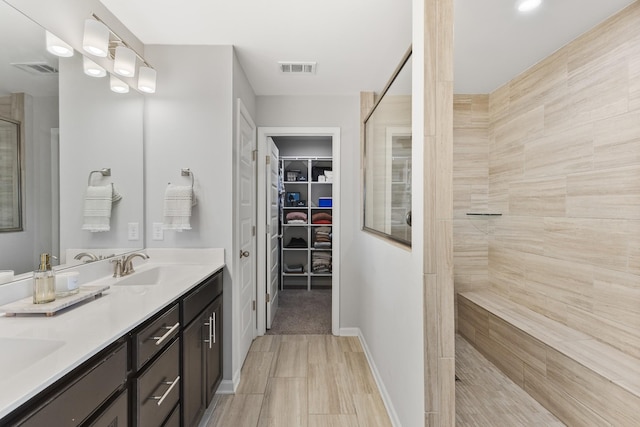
[33,253,56,304]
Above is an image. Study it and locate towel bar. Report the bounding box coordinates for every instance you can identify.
[169,168,194,188]
[87,168,111,185]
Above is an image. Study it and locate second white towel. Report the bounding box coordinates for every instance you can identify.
[163,184,194,231]
[82,185,113,232]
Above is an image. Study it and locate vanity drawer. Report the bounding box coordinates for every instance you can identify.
[133,303,179,370]
[136,339,180,427]
[183,271,222,326]
[88,389,128,427]
[20,342,127,427]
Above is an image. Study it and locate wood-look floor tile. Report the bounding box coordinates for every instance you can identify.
[272,340,308,378]
[251,335,279,352]
[308,335,346,365]
[237,351,274,394]
[260,377,308,419]
[209,393,263,427]
[353,394,392,427]
[308,363,355,415]
[339,336,362,353]
[308,414,359,427]
[344,352,377,394]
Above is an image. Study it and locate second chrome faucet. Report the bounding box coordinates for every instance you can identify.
[111,252,150,278]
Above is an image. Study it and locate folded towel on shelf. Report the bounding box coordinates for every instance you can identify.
[284,263,305,273]
[314,242,332,248]
[286,237,308,248]
[286,219,306,224]
[81,185,113,232]
[162,184,194,231]
[286,211,308,223]
[311,212,332,224]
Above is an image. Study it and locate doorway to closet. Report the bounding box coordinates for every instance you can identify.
[256,127,340,336]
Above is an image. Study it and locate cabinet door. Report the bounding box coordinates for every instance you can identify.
[205,297,222,403]
[182,313,206,427]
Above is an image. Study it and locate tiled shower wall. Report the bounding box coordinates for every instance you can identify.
[454,2,640,359]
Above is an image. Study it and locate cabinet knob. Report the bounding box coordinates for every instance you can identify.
[240,250,250,258]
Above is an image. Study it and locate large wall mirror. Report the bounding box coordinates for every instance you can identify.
[0,117,22,232]
[363,48,412,246]
[0,0,144,281]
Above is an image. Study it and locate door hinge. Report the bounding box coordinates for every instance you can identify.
[266,293,271,303]
[252,300,256,311]
[252,149,257,161]
[252,225,256,236]
[266,155,271,165]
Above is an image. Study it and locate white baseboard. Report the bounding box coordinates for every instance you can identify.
[216,368,240,395]
[347,327,401,427]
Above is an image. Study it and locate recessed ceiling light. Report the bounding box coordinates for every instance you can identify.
[516,0,542,12]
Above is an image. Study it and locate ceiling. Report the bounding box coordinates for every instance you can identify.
[99,0,636,96]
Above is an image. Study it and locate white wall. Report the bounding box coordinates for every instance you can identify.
[58,54,144,260]
[257,95,424,426]
[144,44,257,385]
[0,94,58,275]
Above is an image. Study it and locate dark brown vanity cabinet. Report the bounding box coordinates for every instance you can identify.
[11,341,128,427]
[181,272,223,427]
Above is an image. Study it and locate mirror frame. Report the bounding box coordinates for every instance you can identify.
[0,115,23,233]
[362,47,413,246]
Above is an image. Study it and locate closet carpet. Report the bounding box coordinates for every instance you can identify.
[266,289,331,335]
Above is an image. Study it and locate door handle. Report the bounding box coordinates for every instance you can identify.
[240,250,250,258]
[406,211,412,227]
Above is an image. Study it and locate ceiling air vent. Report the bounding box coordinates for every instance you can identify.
[278,61,317,74]
[11,62,59,75]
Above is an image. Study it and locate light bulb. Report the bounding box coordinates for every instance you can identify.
[137,67,157,93]
[46,31,74,57]
[110,74,129,93]
[82,56,106,77]
[516,0,542,12]
[83,19,109,57]
[114,46,136,77]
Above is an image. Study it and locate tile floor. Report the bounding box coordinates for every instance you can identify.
[207,334,392,427]
[456,334,565,426]
[205,333,565,427]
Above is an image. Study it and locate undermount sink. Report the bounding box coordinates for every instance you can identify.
[0,338,64,372]
[112,265,195,287]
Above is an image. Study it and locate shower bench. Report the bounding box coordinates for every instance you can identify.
[457,290,640,426]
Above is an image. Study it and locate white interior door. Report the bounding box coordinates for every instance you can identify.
[237,100,257,364]
[266,138,280,328]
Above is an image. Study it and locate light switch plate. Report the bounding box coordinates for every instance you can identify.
[153,222,164,240]
[127,222,139,241]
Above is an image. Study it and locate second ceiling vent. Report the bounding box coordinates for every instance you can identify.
[278,61,317,74]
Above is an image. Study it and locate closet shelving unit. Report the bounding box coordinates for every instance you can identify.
[280,156,333,290]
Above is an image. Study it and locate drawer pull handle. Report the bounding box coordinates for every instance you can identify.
[150,322,180,346]
[204,316,213,349]
[212,312,216,344]
[149,375,180,407]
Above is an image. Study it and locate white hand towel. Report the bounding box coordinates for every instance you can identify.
[162,184,194,231]
[81,185,113,232]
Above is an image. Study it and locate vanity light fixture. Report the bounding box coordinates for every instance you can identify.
[114,46,137,77]
[137,66,157,93]
[516,0,542,12]
[45,31,74,57]
[83,56,106,77]
[83,18,109,57]
[110,74,129,93]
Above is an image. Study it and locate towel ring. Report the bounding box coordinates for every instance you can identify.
[88,168,111,185]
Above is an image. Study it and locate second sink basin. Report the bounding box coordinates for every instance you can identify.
[112,265,197,287]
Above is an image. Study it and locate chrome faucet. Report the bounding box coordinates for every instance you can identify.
[74,252,98,263]
[122,252,150,276]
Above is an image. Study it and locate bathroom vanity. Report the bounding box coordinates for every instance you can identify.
[0,249,224,427]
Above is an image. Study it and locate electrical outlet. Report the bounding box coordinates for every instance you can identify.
[127,222,139,241]
[153,222,164,240]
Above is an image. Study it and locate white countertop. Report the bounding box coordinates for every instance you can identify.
[0,248,225,420]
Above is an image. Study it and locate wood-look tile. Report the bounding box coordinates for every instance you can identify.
[250,335,279,352]
[211,393,263,427]
[308,363,355,415]
[474,331,524,387]
[237,351,274,394]
[272,340,308,378]
[308,414,359,427]
[352,394,392,427]
[338,336,362,353]
[344,352,377,394]
[508,177,566,217]
[260,377,308,419]
[592,111,640,169]
[308,335,346,365]
[424,273,439,413]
